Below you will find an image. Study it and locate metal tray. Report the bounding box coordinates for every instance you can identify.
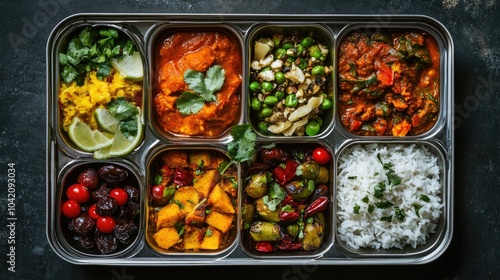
[46,13,454,265]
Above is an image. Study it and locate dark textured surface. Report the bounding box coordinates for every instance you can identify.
[1,0,499,279]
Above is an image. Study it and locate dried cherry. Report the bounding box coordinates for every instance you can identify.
[77,168,100,190]
[71,213,95,235]
[95,196,118,216]
[98,165,128,183]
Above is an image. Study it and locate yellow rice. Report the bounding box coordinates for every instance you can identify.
[59,69,142,131]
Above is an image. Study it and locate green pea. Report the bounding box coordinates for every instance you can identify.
[249,81,261,92]
[261,66,271,72]
[261,81,274,93]
[309,45,322,59]
[261,107,273,117]
[320,98,333,110]
[258,121,269,132]
[274,91,285,100]
[257,112,265,120]
[311,65,325,77]
[282,43,293,50]
[251,97,262,111]
[285,94,298,108]
[297,58,308,70]
[296,44,304,56]
[300,37,314,48]
[305,120,321,136]
[275,72,285,84]
[264,95,279,106]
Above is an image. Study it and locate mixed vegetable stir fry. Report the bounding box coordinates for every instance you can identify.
[338,31,440,136]
[242,145,331,253]
[249,32,333,136]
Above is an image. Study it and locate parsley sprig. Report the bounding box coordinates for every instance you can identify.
[175,65,225,115]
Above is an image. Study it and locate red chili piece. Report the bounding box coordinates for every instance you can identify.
[304,196,329,218]
[282,195,301,208]
[255,241,274,252]
[279,211,300,222]
[273,159,298,185]
[275,235,302,250]
[173,167,193,186]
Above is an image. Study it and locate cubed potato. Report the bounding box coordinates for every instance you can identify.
[208,183,235,214]
[153,227,180,249]
[205,211,233,233]
[193,169,219,198]
[183,226,205,250]
[200,226,223,250]
[162,151,189,168]
[173,186,200,215]
[189,151,212,169]
[156,203,183,229]
[217,177,238,199]
[185,200,207,227]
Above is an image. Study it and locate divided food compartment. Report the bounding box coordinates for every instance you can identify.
[46,14,454,265]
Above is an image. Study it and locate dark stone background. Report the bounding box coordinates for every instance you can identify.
[1,0,499,279]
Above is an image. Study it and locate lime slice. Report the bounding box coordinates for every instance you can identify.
[93,107,144,159]
[68,117,114,152]
[110,51,143,81]
[95,107,120,133]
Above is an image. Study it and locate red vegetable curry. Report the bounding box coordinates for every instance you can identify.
[338,31,440,136]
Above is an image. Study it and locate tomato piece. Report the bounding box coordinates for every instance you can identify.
[375,61,394,86]
[97,216,116,233]
[312,147,331,165]
[66,183,90,204]
[62,200,81,218]
[109,188,129,206]
[88,204,100,220]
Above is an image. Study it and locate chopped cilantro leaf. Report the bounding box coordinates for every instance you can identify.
[414,204,423,218]
[394,206,406,221]
[380,215,393,222]
[420,194,430,203]
[175,92,206,115]
[353,204,360,214]
[368,204,375,213]
[375,201,393,209]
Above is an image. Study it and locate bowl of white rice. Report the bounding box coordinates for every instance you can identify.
[335,142,447,257]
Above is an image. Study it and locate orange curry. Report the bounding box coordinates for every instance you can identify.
[154,31,241,137]
[338,31,440,136]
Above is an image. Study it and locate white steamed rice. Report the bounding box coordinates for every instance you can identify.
[336,143,443,250]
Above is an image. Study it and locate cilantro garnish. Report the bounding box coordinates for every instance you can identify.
[376,153,402,187]
[353,204,360,214]
[394,206,406,221]
[175,65,225,115]
[220,124,257,175]
[59,27,135,85]
[108,97,139,137]
[414,204,423,218]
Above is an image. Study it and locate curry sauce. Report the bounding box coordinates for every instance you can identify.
[154,31,242,137]
[338,31,440,136]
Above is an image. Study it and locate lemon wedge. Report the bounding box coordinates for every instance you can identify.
[95,107,120,133]
[68,117,114,152]
[94,107,143,159]
[110,51,143,81]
